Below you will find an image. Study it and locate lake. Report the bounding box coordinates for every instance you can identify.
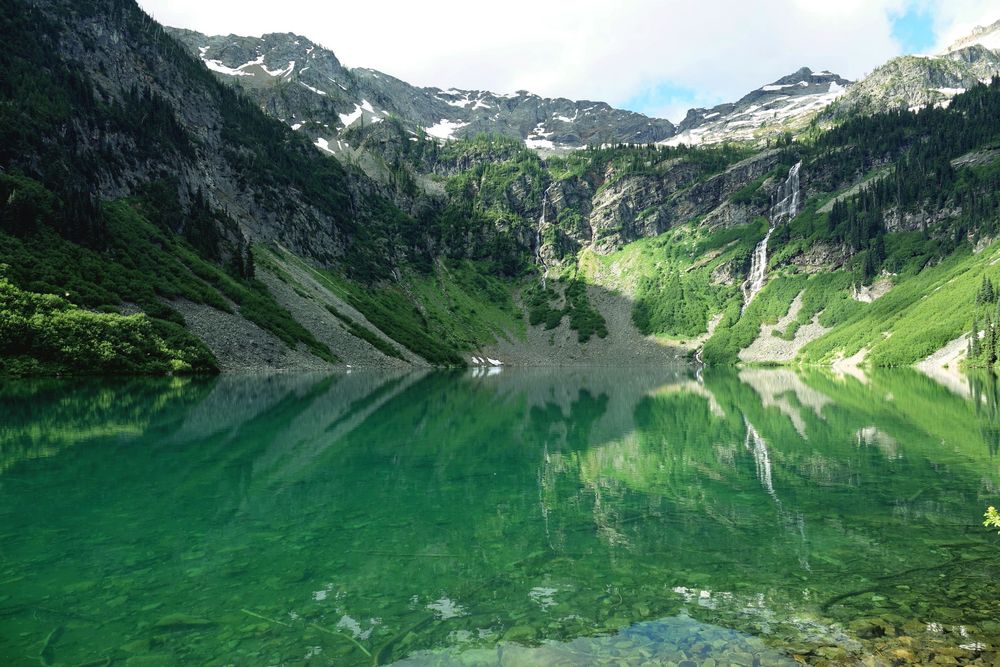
[2,367,1000,665]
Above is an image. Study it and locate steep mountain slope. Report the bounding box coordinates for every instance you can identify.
[665,68,851,147]
[0,0,459,373]
[831,20,1000,116]
[5,0,1000,377]
[166,28,676,150]
[2,1,361,265]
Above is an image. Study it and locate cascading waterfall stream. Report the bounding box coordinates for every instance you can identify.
[740,227,774,309]
[740,161,802,310]
[535,185,554,289]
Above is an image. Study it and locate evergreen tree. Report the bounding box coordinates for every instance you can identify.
[973,315,982,360]
[978,277,995,305]
[985,315,997,368]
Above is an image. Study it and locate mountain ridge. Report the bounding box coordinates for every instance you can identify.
[946,18,1000,53]
[166,27,677,150]
[174,18,1000,154]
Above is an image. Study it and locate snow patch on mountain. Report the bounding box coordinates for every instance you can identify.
[664,68,850,147]
[525,137,556,149]
[339,104,364,127]
[425,119,469,140]
[300,82,327,96]
[261,60,295,77]
[204,59,254,77]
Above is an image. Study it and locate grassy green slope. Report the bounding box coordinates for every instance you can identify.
[266,246,525,365]
[800,244,1000,365]
[578,220,764,340]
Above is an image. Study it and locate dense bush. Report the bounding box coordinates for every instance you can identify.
[0,272,217,376]
[524,280,608,343]
[633,270,715,337]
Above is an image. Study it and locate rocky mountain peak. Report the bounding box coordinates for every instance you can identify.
[166,27,674,150]
[946,19,1000,54]
[829,20,1000,118]
[767,67,851,88]
[665,66,851,147]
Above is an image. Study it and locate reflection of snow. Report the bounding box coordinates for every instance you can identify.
[427,596,467,619]
[312,582,335,601]
[529,586,558,611]
[336,614,379,640]
[856,425,899,459]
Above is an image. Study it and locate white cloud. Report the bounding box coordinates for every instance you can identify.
[136,0,998,120]
[929,0,1000,52]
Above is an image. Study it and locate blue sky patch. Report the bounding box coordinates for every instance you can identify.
[624,82,722,123]
[891,5,938,54]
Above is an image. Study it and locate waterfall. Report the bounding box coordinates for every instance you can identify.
[740,227,773,309]
[535,185,554,288]
[740,161,802,310]
[770,161,802,226]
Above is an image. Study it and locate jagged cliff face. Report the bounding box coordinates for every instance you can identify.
[529,150,783,259]
[588,151,782,252]
[166,28,676,150]
[17,0,374,266]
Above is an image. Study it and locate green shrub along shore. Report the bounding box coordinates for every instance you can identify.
[0,271,216,376]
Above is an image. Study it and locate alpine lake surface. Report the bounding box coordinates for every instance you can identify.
[3,366,1000,666]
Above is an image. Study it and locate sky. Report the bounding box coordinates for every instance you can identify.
[137,0,1000,121]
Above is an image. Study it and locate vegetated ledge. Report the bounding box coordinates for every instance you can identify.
[0,274,219,378]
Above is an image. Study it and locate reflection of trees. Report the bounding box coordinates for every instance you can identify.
[574,367,1000,577]
[969,371,1000,456]
[6,367,1000,663]
[531,388,611,551]
[0,376,214,474]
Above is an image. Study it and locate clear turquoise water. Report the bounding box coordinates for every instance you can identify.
[2,367,1000,666]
